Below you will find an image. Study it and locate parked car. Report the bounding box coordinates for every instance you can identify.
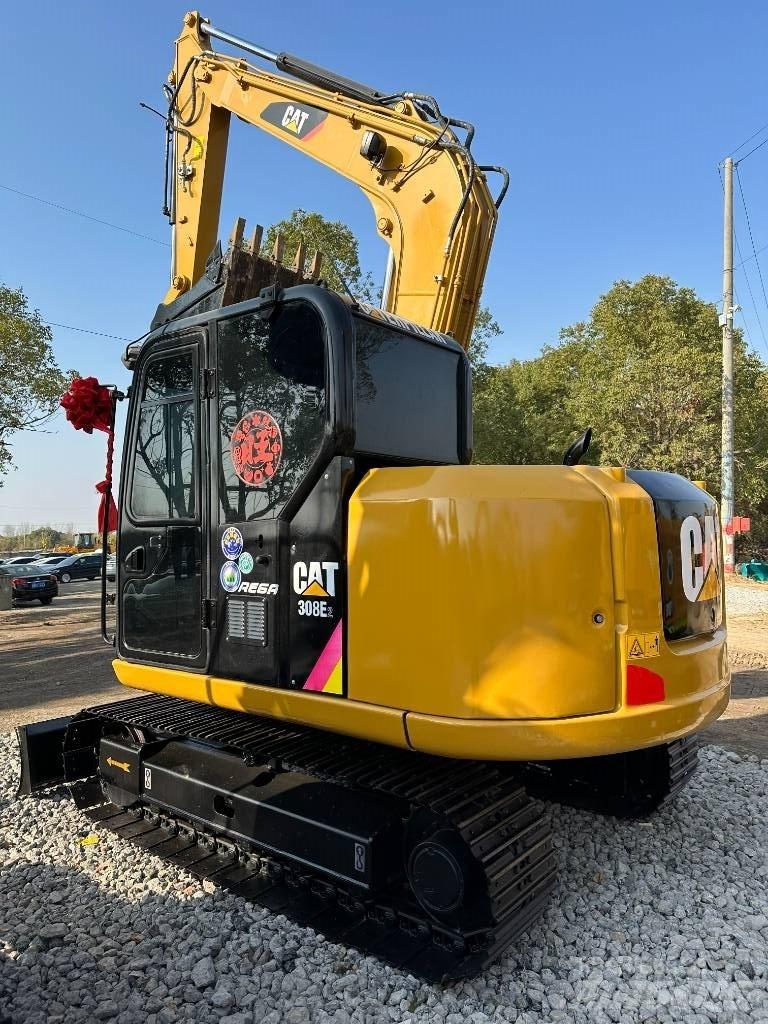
[0,563,58,605]
[48,552,103,584]
[0,555,42,566]
[106,553,116,582]
[33,554,71,566]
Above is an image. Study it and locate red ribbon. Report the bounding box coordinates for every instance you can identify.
[60,376,117,531]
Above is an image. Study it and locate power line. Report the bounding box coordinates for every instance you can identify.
[733,287,755,348]
[717,164,768,356]
[44,321,130,342]
[736,240,768,271]
[735,165,768,324]
[724,120,768,162]
[737,135,768,165]
[0,183,169,247]
[734,230,768,356]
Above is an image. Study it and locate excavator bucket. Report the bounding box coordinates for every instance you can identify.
[152,217,324,329]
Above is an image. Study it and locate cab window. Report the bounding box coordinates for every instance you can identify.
[216,302,326,522]
[130,349,197,521]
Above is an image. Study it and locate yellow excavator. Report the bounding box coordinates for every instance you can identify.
[19,13,729,979]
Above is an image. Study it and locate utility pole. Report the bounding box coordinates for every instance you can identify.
[721,156,735,572]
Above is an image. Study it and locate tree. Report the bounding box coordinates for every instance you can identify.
[556,275,768,505]
[0,284,69,482]
[466,305,502,388]
[472,348,575,465]
[263,209,378,301]
[471,274,768,555]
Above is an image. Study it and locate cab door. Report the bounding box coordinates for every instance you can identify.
[118,335,208,669]
[209,300,332,687]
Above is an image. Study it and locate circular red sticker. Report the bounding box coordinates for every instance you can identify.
[229,410,283,487]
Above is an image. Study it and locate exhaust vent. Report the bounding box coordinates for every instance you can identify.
[226,597,267,646]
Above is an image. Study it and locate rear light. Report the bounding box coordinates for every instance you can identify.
[11,577,23,587]
[626,664,666,706]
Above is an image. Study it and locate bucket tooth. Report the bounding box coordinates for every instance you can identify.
[309,251,323,282]
[292,240,307,276]
[229,216,246,251]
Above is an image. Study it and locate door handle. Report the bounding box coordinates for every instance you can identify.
[149,534,164,548]
[124,546,146,572]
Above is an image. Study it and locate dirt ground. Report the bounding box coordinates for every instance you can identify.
[1,578,767,759]
[700,605,768,757]
[0,581,124,731]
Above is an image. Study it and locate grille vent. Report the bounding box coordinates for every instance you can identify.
[226,597,267,646]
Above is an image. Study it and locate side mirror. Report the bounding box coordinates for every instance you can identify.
[563,427,593,466]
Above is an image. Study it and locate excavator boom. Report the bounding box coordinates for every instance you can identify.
[162,11,505,348]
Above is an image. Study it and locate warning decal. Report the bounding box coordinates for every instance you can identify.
[626,632,661,660]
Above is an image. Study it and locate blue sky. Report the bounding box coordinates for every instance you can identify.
[2,0,768,530]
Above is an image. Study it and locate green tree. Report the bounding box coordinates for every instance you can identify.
[471,274,768,555]
[473,347,576,465]
[0,284,69,482]
[263,209,378,301]
[466,306,502,369]
[557,275,768,505]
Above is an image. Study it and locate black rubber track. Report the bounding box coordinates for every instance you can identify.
[69,694,559,981]
[519,734,699,819]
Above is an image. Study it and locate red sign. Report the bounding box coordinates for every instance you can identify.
[725,517,752,535]
[230,410,283,487]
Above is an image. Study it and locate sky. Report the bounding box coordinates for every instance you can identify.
[2,0,768,530]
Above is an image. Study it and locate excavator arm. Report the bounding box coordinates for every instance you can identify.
[162,11,506,349]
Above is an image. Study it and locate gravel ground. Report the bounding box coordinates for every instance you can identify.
[2,735,768,1023]
[727,581,768,617]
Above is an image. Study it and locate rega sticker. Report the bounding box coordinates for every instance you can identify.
[237,582,279,596]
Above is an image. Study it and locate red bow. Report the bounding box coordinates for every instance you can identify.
[60,376,113,434]
[61,376,118,533]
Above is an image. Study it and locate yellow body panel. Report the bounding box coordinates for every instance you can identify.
[347,465,618,719]
[406,666,728,759]
[115,463,730,761]
[113,661,409,749]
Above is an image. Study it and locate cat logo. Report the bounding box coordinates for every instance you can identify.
[281,105,310,135]
[261,101,328,141]
[293,560,339,599]
[680,513,720,603]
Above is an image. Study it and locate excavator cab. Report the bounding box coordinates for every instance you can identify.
[118,285,470,692]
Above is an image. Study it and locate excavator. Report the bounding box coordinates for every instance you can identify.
[18,12,729,980]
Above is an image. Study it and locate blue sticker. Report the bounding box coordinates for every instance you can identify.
[221,527,243,560]
[238,552,254,575]
[220,561,241,592]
